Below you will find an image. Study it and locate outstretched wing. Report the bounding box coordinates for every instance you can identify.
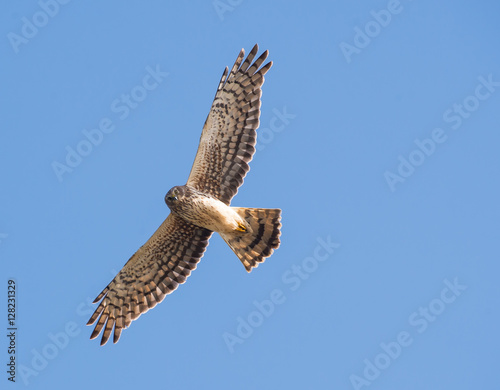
[187,44,272,205]
[87,214,212,345]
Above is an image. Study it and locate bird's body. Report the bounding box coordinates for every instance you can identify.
[87,45,281,345]
[165,185,248,234]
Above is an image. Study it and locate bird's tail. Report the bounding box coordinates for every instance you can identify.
[220,207,282,272]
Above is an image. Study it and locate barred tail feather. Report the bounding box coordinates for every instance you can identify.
[220,207,282,272]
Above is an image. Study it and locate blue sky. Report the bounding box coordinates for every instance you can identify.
[1,1,500,389]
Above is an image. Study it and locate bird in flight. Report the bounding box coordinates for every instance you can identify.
[87,44,282,345]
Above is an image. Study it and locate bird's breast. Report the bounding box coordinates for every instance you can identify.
[178,195,243,233]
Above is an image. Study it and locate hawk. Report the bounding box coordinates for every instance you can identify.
[87,45,282,345]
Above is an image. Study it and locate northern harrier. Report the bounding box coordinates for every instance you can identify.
[87,45,281,345]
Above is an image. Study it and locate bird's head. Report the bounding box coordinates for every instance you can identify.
[165,185,187,209]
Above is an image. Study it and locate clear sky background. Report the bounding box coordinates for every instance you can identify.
[1,1,499,389]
